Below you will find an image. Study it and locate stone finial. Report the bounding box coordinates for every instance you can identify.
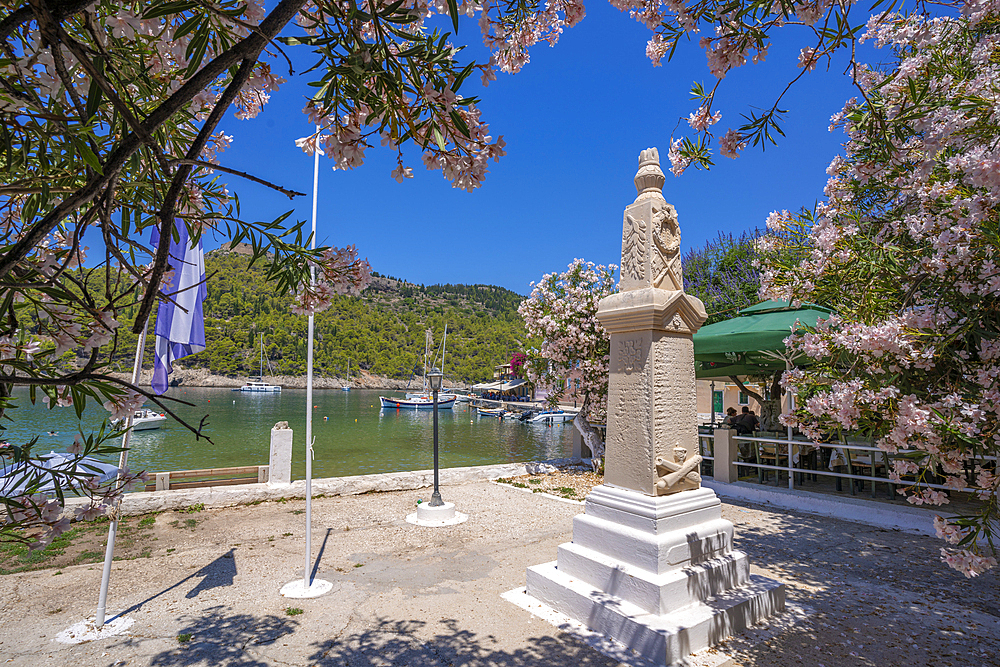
[619,147,684,293]
[634,147,666,203]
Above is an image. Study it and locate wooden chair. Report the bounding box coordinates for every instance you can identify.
[755,434,789,485]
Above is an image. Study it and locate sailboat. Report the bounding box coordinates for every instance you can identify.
[234,333,282,392]
[342,358,351,391]
[402,326,456,401]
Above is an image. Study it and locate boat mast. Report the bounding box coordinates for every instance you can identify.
[440,324,448,378]
[422,328,431,392]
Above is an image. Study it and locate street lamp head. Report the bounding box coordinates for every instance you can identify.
[428,367,444,391]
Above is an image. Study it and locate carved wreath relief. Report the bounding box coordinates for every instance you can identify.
[651,202,683,291]
[619,338,642,373]
[622,214,647,281]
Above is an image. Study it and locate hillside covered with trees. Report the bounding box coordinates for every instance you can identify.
[105,248,528,384]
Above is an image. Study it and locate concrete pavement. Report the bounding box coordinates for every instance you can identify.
[0,480,997,667]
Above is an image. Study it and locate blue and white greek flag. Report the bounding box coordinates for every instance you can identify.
[151,222,206,395]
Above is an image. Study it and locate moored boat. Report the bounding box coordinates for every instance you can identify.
[235,334,281,392]
[235,378,281,393]
[478,406,505,418]
[405,392,457,402]
[379,396,456,410]
[113,408,167,431]
[527,410,577,424]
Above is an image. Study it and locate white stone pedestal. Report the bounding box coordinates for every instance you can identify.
[406,501,468,527]
[524,485,784,666]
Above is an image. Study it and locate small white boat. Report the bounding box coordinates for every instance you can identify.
[527,410,577,424]
[478,406,505,418]
[235,378,282,393]
[113,408,167,431]
[380,396,456,410]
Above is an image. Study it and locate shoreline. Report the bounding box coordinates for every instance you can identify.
[109,367,469,391]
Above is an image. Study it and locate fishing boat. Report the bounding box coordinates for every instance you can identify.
[235,334,281,392]
[405,391,458,402]
[379,395,456,410]
[478,406,505,418]
[527,409,577,424]
[113,408,167,431]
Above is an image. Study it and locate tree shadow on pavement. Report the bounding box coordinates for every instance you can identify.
[148,606,298,667]
[718,499,1000,667]
[186,549,238,599]
[306,617,620,667]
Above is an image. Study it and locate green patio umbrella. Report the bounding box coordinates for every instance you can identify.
[693,300,833,379]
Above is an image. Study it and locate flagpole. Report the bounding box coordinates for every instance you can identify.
[304,125,319,588]
[95,316,148,628]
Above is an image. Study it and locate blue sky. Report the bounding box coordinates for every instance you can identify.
[208,5,876,295]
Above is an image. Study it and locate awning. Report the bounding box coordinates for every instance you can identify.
[472,379,527,391]
[472,381,502,390]
[500,379,527,391]
[693,299,833,378]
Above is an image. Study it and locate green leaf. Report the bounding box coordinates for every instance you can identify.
[75,140,104,175]
[85,57,104,120]
[141,1,198,19]
[446,0,460,34]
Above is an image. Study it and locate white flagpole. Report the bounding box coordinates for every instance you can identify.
[280,127,331,599]
[304,125,319,588]
[95,315,149,628]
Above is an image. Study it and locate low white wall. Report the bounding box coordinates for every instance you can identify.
[66,462,530,516]
[704,479,938,536]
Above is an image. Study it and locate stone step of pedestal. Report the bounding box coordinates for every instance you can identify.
[556,541,751,616]
[525,561,784,667]
[572,513,734,572]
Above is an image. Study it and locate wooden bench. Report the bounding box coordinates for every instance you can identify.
[144,465,270,491]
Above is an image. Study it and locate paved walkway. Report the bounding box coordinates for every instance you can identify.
[0,481,997,666]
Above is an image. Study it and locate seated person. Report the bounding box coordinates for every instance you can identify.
[734,406,757,435]
[722,407,738,427]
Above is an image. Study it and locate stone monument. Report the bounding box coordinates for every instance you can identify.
[521,148,785,665]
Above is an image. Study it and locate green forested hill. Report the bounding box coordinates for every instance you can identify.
[106,248,528,383]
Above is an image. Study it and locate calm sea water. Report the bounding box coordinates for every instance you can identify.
[3,387,573,480]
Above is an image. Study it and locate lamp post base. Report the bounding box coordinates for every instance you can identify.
[407,501,467,527]
[280,578,334,598]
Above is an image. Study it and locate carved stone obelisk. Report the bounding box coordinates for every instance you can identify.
[521,149,785,666]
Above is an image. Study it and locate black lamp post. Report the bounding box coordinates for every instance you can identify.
[427,367,444,507]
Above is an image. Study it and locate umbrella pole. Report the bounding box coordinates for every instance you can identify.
[95,316,149,628]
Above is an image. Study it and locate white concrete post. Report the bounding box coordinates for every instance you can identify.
[155,472,171,491]
[269,422,293,485]
[712,427,738,483]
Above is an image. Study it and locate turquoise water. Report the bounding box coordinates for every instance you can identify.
[2,387,573,480]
